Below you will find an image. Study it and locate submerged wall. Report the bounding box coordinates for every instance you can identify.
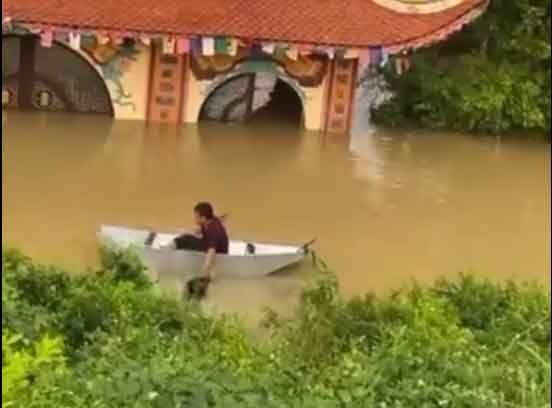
[1,33,152,120]
[3,33,359,134]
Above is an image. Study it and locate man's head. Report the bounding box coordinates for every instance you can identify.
[194,202,214,226]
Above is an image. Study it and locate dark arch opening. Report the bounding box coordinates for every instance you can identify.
[199,72,303,128]
[2,35,113,115]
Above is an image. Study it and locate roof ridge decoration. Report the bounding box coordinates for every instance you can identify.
[373,0,470,14]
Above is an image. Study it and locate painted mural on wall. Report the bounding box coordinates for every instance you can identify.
[3,33,114,114]
[275,54,328,87]
[81,37,140,111]
[190,47,328,87]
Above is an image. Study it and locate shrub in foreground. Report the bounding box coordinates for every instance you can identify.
[2,248,550,407]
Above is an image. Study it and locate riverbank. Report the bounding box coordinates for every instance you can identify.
[3,247,550,407]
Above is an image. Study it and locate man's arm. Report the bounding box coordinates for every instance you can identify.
[201,248,217,280]
[174,225,201,236]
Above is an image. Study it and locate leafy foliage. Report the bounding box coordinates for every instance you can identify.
[2,331,66,408]
[373,0,551,136]
[2,248,550,407]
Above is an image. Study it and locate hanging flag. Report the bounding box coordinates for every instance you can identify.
[163,36,176,54]
[69,32,81,50]
[274,44,288,59]
[299,44,313,56]
[358,50,370,75]
[40,30,53,48]
[55,30,69,43]
[2,17,12,33]
[239,38,253,49]
[97,33,110,45]
[81,33,95,48]
[369,47,382,66]
[403,55,412,72]
[358,50,370,68]
[176,37,190,55]
[140,35,151,46]
[335,48,346,60]
[249,41,263,57]
[214,37,228,54]
[395,57,403,76]
[324,47,335,60]
[110,32,123,45]
[344,48,359,59]
[380,48,389,67]
[201,37,215,56]
[286,44,299,61]
[395,55,411,76]
[191,36,202,56]
[228,38,239,56]
[262,42,276,55]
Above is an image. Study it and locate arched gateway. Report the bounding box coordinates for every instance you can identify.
[199,72,305,127]
[2,35,113,115]
[3,0,489,134]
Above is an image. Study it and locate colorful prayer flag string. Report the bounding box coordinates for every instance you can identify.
[202,37,215,56]
[40,30,53,48]
[69,32,81,50]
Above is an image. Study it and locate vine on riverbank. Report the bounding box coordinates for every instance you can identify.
[373,0,551,137]
[2,247,551,407]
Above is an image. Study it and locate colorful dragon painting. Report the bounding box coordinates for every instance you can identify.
[82,37,140,111]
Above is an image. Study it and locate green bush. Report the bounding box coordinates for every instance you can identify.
[2,331,66,408]
[2,248,550,407]
[373,0,551,136]
[99,245,153,289]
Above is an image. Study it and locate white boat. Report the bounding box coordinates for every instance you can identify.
[98,225,314,280]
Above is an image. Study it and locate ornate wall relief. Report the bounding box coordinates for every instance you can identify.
[190,50,328,88]
[82,38,140,111]
[2,35,113,114]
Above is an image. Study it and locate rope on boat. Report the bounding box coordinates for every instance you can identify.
[310,249,330,273]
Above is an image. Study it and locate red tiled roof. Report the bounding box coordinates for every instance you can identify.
[4,0,487,48]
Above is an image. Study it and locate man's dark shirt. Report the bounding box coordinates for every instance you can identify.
[201,217,229,254]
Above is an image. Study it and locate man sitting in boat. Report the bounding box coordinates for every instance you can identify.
[169,202,229,280]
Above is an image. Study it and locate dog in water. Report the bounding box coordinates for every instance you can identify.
[186,277,211,300]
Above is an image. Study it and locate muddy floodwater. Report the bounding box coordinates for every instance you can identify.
[2,111,551,322]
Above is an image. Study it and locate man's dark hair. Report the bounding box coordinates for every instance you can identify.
[194,202,214,219]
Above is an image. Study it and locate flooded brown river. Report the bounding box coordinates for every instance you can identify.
[3,111,551,323]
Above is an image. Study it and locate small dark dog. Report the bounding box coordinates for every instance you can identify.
[186,277,211,300]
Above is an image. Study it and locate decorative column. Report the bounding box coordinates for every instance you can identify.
[324,58,358,134]
[147,44,188,124]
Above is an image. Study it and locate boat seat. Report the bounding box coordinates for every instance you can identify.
[246,242,256,255]
[145,232,157,247]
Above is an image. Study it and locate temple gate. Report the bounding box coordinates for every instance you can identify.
[3,0,489,134]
